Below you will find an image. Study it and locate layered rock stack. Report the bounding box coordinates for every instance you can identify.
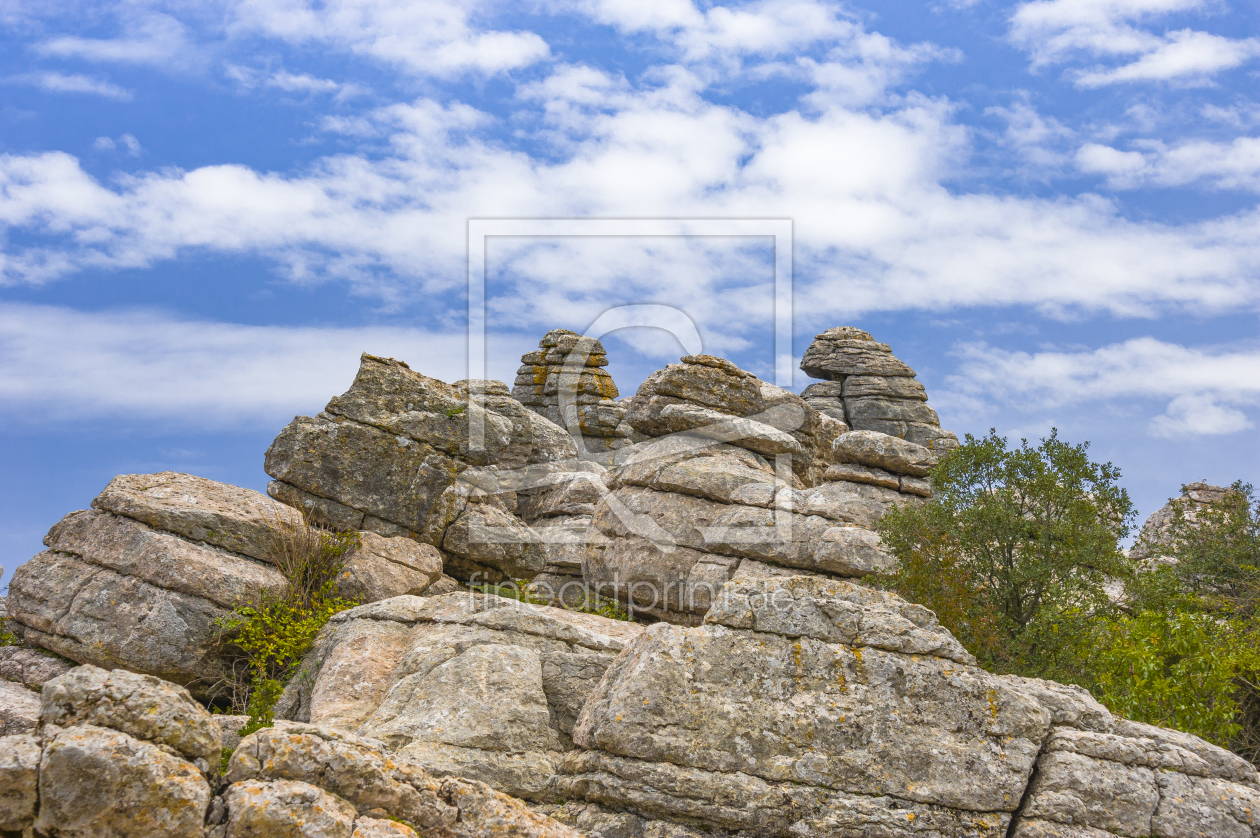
[513,329,632,459]
[583,353,935,624]
[801,326,958,454]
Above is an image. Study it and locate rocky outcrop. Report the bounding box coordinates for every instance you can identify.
[265,354,584,585]
[5,473,443,694]
[0,663,578,838]
[274,592,641,802]
[584,353,932,624]
[1131,480,1233,562]
[548,575,1260,838]
[801,327,958,455]
[512,329,631,459]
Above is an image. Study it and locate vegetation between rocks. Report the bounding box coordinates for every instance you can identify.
[875,430,1260,758]
[476,579,634,621]
[213,507,360,735]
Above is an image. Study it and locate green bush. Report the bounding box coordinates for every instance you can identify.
[214,509,360,731]
[0,616,20,646]
[1086,609,1258,747]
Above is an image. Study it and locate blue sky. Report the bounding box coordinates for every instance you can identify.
[2,0,1259,590]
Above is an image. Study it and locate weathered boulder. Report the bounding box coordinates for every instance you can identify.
[224,723,583,838]
[512,329,631,459]
[553,574,1260,838]
[800,327,958,454]
[266,355,577,549]
[37,724,213,837]
[223,778,359,837]
[0,733,40,832]
[0,646,77,690]
[6,474,446,693]
[39,664,222,767]
[274,592,641,801]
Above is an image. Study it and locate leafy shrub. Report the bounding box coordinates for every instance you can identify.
[213,506,359,730]
[0,616,20,646]
[1087,609,1258,747]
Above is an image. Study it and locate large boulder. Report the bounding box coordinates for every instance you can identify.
[274,592,642,802]
[6,474,443,693]
[265,355,576,547]
[800,327,958,454]
[1,662,580,838]
[555,574,1260,838]
[223,724,582,838]
[582,432,924,624]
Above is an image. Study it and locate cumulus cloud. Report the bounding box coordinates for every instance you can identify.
[4,67,1260,325]
[1009,0,1260,86]
[8,71,132,100]
[0,303,468,426]
[227,0,550,77]
[942,337,1260,437]
[1077,136,1260,191]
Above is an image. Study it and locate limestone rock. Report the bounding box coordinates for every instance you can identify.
[800,327,917,379]
[704,576,975,663]
[800,328,959,454]
[35,724,212,837]
[830,429,937,477]
[224,779,358,838]
[0,679,40,735]
[39,665,222,765]
[567,609,1052,827]
[1131,481,1233,562]
[216,714,252,751]
[0,646,77,690]
[512,330,629,457]
[275,593,641,801]
[225,723,582,838]
[8,550,243,690]
[442,503,547,581]
[0,734,40,832]
[338,532,444,602]
[353,817,419,837]
[92,471,300,564]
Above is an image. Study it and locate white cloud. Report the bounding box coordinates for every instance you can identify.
[1009,0,1260,86]
[8,71,132,100]
[1073,30,1260,87]
[0,303,468,426]
[94,134,142,155]
[4,66,1260,326]
[942,337,1260,437]
[37,12,199,68]
[1077,136,1260,191]
[227,0,549,77]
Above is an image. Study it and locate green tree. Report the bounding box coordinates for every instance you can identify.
[1099,482,1260,756]
[875,428,1136,681]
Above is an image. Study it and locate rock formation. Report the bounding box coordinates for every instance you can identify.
[5,472,443,695]
[584,353,935,624]
[512,329,632,460]
[273,591,642,802]
[3,326,1254,838]
[0,664,580,837]
[1131,480,1233,562]
[800,327,958,455]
